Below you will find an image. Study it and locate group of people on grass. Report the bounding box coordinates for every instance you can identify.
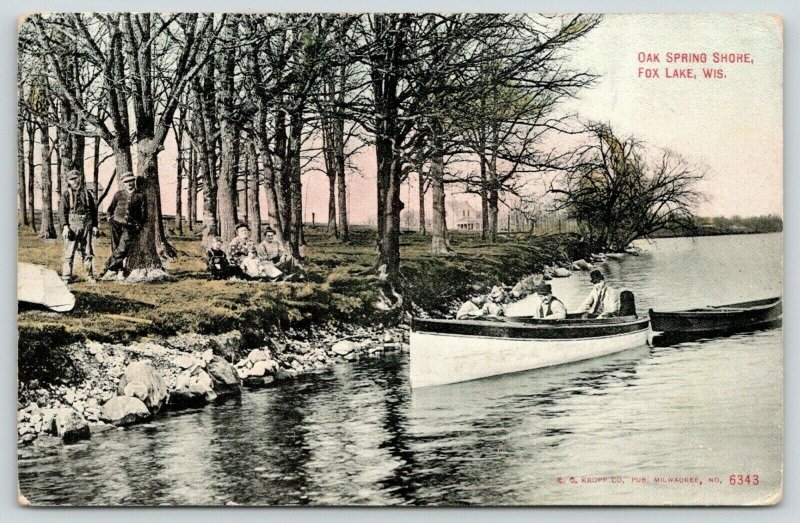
[456,269,620,320]
[205,223,299,282]
[57,170,299,285]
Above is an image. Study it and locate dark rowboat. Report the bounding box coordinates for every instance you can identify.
[410,315,650,388]
[648,297,782,336]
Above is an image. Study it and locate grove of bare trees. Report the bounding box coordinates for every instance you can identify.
[17,13,704,287]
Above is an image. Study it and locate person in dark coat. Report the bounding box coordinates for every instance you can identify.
[99,172,146,278]
[206,236,244,280]
[59,170,98,284]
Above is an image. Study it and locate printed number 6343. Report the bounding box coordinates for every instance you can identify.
[729,474,759,486]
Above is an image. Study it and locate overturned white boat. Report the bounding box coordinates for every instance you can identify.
[17,262,75,312]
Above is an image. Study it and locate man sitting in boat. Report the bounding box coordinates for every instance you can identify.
[535,284,567,319]
[481,286,507,317]
[576,269,620,318]
[456,294,486,319]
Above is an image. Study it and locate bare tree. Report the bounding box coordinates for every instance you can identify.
[551,123,705,249]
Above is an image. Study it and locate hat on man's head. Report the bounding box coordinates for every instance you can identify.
[264,226,275,234]
[66,169,81,181]
[120,172,135,184]
[235,222,249,231]
[590,269,605,282]
[537,283,552,295]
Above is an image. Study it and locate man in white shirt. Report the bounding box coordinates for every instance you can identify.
[456,295,486,319]
[577,269,620,318]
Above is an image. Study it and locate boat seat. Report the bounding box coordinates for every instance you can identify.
[619,290,636,316]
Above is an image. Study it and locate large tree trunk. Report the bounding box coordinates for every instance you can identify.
[487,149,499,243]
[127,140,174,273]
[336,159,350,243]
[326,172,337,237]
[242,148,249,225]
[379,157,403,281]
[321,116,338,237]
[26,121,36,230]
[194,106,217,246]
[479,155,488,240]
[38,124,57,239]
[175,143,183,236]
[216,21,239,244]
[18,118,28,225]
[92,135,101,201]
[417,172,426,235]
[54,144,62,204]
[259,141,284,242]
[287,109,304,259]
[375,135,391,251]
[275,110,292,241]
[246,140,262,242]
[429,150,452,255]
[187,143,196,231]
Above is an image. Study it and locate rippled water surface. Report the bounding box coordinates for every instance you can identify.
[18,233,783,505]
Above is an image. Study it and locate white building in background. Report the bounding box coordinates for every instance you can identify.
[448,199,481,232]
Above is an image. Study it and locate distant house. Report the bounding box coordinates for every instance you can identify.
[448,199,481,232]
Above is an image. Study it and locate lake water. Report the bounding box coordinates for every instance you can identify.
[18,233,783,505]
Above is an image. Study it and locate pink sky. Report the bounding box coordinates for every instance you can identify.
[29,14,782,224]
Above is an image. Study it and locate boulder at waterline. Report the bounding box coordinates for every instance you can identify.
[100,396,152,426]
[52,408,90,444]
[248,359,278,377]
[206,356,241,398]
[117,361,168,413]
[170,368,217,409]
[331,340,357,356]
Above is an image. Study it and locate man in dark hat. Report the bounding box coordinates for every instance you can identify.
[99,172,146,278]
[577,269,620,318]
[228,222,254,266]
[535,284,567,319]
[58,169,98,284]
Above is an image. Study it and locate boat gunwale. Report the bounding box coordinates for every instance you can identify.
[411,327,650,343]
[413,316,650,331]
[649,297,781,317]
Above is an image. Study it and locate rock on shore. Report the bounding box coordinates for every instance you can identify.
[100,396,152,426]
[118,360,168,412]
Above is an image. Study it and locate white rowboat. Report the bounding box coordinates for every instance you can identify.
[410,316,650,388]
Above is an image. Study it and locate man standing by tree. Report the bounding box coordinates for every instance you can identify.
[59,170,98,284]
[99,172,146,279]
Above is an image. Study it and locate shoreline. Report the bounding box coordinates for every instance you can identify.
[17,231,589,447]
[17,324,409,447]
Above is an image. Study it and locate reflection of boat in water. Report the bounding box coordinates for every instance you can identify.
[649,297,781,336]
[409,314,650,388]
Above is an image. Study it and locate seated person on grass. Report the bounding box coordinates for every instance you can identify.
[206,236,244,280]
[239,247,282,281]
[229,223,255,266]
[256,227,298,276]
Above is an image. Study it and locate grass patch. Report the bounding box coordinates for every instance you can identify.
[18,220,586,353]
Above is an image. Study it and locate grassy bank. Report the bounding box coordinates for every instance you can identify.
[18,221,586,363]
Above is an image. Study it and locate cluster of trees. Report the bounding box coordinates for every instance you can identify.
[550,123,706,250]
[18,13,604,284]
